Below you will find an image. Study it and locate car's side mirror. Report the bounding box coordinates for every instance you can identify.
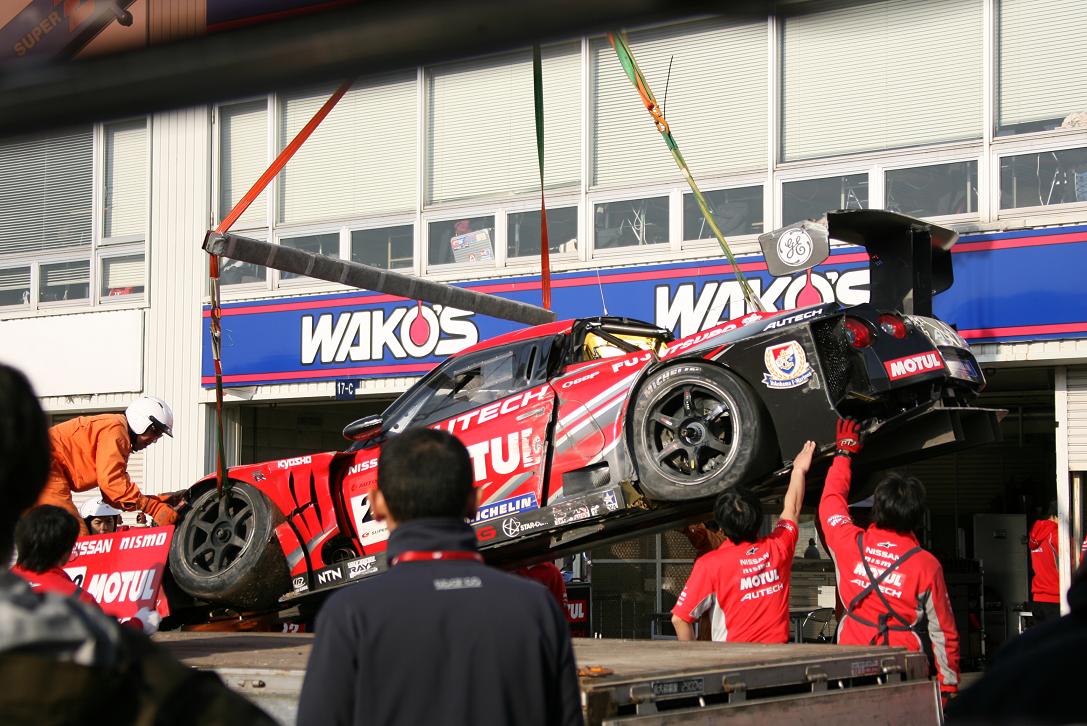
[343,415,384,443]
[757,219,831,277]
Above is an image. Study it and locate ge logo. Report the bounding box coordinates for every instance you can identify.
[502,518,521,537]
[777,228,813,267]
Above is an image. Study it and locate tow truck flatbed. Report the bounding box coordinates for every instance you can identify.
[155,632,941,724]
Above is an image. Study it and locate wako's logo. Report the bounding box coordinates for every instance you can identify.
[655,268,869,338]
[301,304,479,365]
[762,341,813,389]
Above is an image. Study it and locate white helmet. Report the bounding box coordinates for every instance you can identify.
[80,498,123,518]
[125,396,174,437]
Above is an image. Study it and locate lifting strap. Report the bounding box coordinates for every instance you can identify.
[532,45,551,310]
[608,31,763,312]
[844,532,922,646]
[207,80,353,498]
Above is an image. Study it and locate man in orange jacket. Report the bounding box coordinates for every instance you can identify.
[36,396,178,533]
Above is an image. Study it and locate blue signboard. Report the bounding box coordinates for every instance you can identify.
[202,225,1087,387]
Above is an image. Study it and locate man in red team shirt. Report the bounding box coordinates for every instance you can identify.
[1028,501,1060,622]
[819,418,959,701]
[671,440,815,643]
[11,504,96,606]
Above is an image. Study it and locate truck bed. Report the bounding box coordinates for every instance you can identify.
[155,633,940,724]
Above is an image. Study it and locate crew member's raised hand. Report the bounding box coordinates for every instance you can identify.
[835,418,862,457]
[792,440,816,475]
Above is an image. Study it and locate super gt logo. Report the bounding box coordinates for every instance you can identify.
[301,304,479,364]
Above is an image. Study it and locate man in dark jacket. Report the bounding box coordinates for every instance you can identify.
[298,427,583,726]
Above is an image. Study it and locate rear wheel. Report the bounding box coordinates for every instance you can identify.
[168,482,289,610]
[630,362,771,501]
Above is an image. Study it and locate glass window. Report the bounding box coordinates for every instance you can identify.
[280,232,340,281]
[102,120,147,239]
[886,162,978,217]
[351,225,413,270]
[427,215,495,267]
[594,197,669,250]
[40,260,90,303]
[0,267,30,307]
[507,206,578,259]
[998,0,1087,135]
[999,147,1087,209]
[100,254,144,298]
[683,186,763,241]
[782,174,868,226]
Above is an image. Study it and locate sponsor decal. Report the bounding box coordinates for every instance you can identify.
[777,227,813,267]
[745,545,758,556]
[64,528,174,620]
[553,505,592,527]
[566,600,587,622]
[301,305,478,365]
[253,471,266,482]
[347,458,378,476]
[826,514,851,528]
[502,518,522,537]
[440,385,550,434]
[316,565,344,586]
[603,490,619,511]
[560,370,601,389]
[461,429,539,482]
[945,358,978,381]
[434,576,483,591]
[347,556,380,579]
[876,541,898,549]
[764,307,825,330]
[475,524,497,542]
[276,455,313,470]
[762,340,814,389]
[473,493,539,524]
[885,351,943,381]
[292,575,309,593]
[610,351,653,373]
[357,519,389,548]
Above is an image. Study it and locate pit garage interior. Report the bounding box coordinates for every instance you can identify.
[219,362,1067,668]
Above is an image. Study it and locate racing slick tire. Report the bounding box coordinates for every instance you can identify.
[631,362,772,501]
[168,482,289,611]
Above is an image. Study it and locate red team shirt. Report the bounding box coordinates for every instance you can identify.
[671,519,798,643]
[1028,519,1060,604]
[819,457,960,694]
[11,565,97,606]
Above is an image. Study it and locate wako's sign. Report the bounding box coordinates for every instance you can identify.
[202,225,1087,387]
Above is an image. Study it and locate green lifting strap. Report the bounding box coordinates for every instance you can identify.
[608,31,763,313]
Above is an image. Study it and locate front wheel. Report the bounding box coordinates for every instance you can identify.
[168,482,289,610]
[630,362,772,501]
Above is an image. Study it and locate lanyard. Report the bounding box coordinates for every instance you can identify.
[391,550,484,566]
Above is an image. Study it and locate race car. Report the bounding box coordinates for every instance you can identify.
[167,210,1002,611]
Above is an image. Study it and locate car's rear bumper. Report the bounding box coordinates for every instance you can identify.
[856,402,1005,471]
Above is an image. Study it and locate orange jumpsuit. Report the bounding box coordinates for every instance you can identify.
[36,414,173,534]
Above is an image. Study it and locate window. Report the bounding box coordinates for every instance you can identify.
[683,186,763,241]
[507,207,578,259]
[278,74,417,224]
[886,162,978,218]
[280,232,340,281]
[427,43,580,205]
[592,17,768,188]
[351,225,414,270]
[999,147,1087,209]
[100,254,145,298]
[383,339,551,432]
[218,100,268,230]
[998,0,1087,135]
[0,122,148,313]
[781,0,983,161]
[782,174,868,226]
[427,215,495,267]
[40,260,90,304]
[594,197,669,250]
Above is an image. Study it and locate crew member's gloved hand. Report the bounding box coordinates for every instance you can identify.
[835,418,863,458]
[136,494,178,527]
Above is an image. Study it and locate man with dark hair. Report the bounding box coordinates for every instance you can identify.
[0,364,274,723]
[819,418,960,702]
[1028,499,1060,622]
[298,427,582,726]
[671,440,815,643]
[11,504,96,605]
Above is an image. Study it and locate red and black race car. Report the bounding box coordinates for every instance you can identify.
[167,210,1002,611]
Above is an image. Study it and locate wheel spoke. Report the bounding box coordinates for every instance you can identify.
[211,545,227,572]
[228,535,247,550]
[191,519,214,533]
[652,412,678,431]
[230,507,253,528]
[704,436,733,456]
[657,441,683,464]
[192,543,214,560]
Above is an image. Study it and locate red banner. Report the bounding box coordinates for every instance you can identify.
[64,526,174,620]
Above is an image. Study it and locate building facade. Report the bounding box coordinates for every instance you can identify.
[2,0,1087,631]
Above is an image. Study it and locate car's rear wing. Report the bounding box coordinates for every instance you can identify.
[758,209,958,317]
